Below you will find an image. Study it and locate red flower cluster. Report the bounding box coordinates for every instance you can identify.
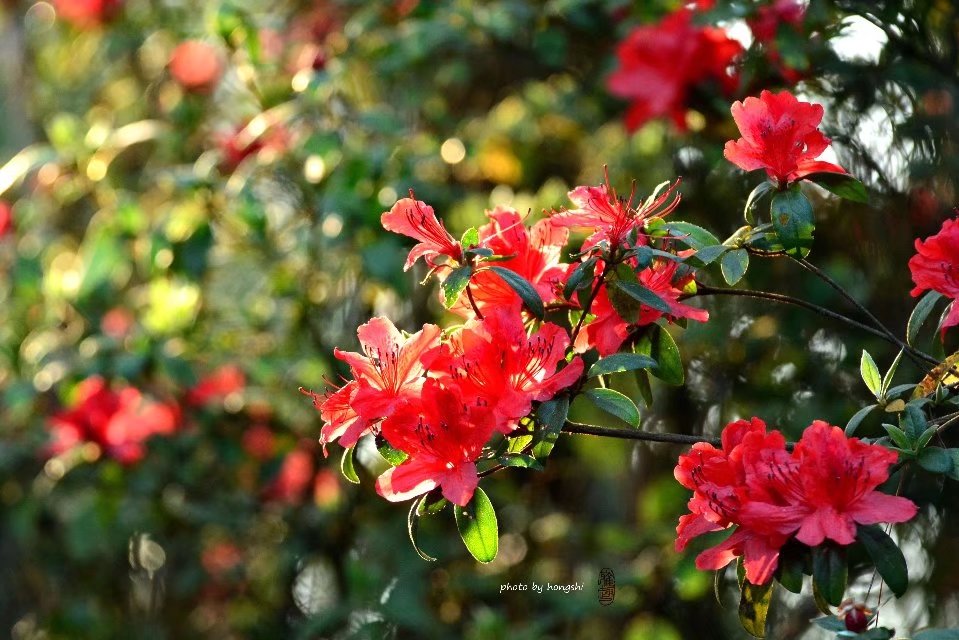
[308,311,582,506]
[48,377,179,464]
[748,0,806,43]
[675,418,917,585]
[607,8,742,131]
[187,364,246,407]
[54,0,122,28]
[909,214,959,336]
[724,90,848,187]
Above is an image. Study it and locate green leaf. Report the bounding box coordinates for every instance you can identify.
[488,266,545,319]
[584,388,640,427]
[770,188,815,257]
[694,244,728,265]
[635,369,654,408]
[804,172,869,203]
[908,291,944,346]
[860,350,883,399]
[613,280,672,314]
[916,425,938,451]
[375,434,409,466]
[845,405,876,436]
[812,545,847,607]
[857,524,908,597]
[745,181,776,223]
[460,227,479,247]
[454,487,498,563]
[811,582,834,615]
[811,616,847,632]
[496,454,544,471]
[721,249,749,285]
[918,447,954,475]
[881,350,904,397]
[950,449,959,481]
[664,221,721,250]
[738,579,773,638]
[563,257,597,300]
[340,445,360,484]
[442,266,473,309]
[883,423,910,449]
[776,552,804,594]
[636,326,684,385]
[902,402,928,441]
[588,353,657,378]
[532,396,569,460]
[408,496,438,562]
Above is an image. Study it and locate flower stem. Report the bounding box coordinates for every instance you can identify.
[562,420,721,447]
[466,283,484,320]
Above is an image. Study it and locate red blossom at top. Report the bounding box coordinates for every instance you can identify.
[607,8,743,131]
[675,417,917,585]
[724,90,848,186]
[47,377,179,464]
[749,0,806,43]
[382,196,464,272]
[549,172,682,251]
[450,207,568,317]
[376,380,495,506]
[908,214,959,336]
[439,310,584,432]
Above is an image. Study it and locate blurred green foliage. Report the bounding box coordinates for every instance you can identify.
[0,0,958,638]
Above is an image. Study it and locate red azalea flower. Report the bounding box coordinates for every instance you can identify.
[440,309,583,432]
[607,9,742,131]
[302,379,371,454]
[216,120,290,173]
[573,259,708,355]
[334,317,442,421]
[450,207,569,317]
[741,421,917,547]
[749,0,805,43]
[674,418,792,584]
[54,0,122,28]
[100,307,134,339]
[908,214,959,336]
[241,424,276,460]
[313,469,342,508]
[48,377,179,464]
[375,380,495,506]
[381,196,464,271]
[169,40,224,95]
[188,364,245,406]
[0,201,13,238]
[550,173,682,251]
[723,90,848,187]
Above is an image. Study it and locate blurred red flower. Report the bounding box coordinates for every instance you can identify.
[216,120,290,173]
[0,201,13,238]
[724,90,848,186]
[54,0,122,28]
[48,377,179,464]
[188,364,245,407]
[169,40,224,95]
[749,0,805,43]
[241,424,276,460]
[908,214,959,336]
[264,447,315,504]
[607,8,742,131]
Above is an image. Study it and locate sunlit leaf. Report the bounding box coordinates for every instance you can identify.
[454,488,498,564]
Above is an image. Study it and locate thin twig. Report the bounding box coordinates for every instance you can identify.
[563,420,721,447]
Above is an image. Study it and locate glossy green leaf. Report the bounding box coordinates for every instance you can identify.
[340,445,360,484]
[532,395,569,459]
[488,266,544,319]
[664,221,721,250]
[845,405,876,436]
[442,265,472,309]
[738,578,773,638]
[637,326,684,385]
[881,350,904,396]
[376,434,409,466]
[908,291,944,346]
[860,350,882,399]
[913,629,959,640]
[588,353,657,378]
[635,369,654,408]
[804,172,869,203]
[454,488,498,564]
[408,496,437,562]
[770,188,815,257]
[744,181,775,223]
[694,244,728,265]
[918,447,954,475]
[584,388,640,427]
[721,248,749,285]
[563,257,597,300]
[857,524,908,597]
[613,280,672,314]
[812,545,847,607]
[496,454,544,470]
[460,227,479,247]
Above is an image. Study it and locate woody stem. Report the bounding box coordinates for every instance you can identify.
[562,420,721,447]
[571,260,613,343]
